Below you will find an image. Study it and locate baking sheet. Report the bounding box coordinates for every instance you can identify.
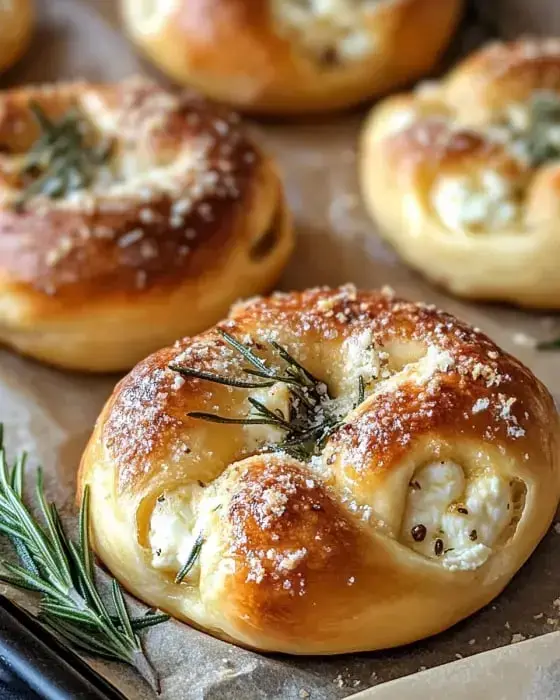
[0,1,559,698]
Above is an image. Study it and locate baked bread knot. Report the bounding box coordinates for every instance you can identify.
[0,0,34,74]
[120,0,463,114]
[361,38,560,308]
[78,285,560,654]
[0,77,292,371]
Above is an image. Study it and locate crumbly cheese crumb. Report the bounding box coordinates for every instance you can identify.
[341,328,379,397]
[472,398,490,414]
[412,345,455,384]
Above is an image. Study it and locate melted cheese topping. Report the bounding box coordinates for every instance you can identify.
[402,460,513,571]
[432,170,520,234]
[272,0,383,63]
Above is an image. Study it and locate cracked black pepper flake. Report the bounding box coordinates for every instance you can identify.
[458,507,468,515]
[469,529,478,541]
[434,538,444,556]
[411,524,427,542]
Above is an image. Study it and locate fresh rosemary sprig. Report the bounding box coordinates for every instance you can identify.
[170,330,366,460]
[15,101,113,211]
[509,91,560,167]
[0,427,167,692]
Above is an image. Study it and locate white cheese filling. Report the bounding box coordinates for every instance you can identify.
[244,382,292,449]
[272,0,382,63]
[402,460,513,571]
[432,170,520,234]
[149,485,204,577]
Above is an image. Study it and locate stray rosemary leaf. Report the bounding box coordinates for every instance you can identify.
[536,337,560,350]
[171,331,369,460]
[15,101,113,211]
[175,533,205,584]
[357,375,365,406]
[0,429,167,692]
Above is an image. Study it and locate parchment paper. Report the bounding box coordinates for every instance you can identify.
[0,1,559,698]
[355,632,560,700]
[473,0,560,38]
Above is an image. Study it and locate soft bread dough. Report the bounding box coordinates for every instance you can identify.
[0,77,292,371]
[120,0,463,114]
[78,285,560,654]
[0,0,34,74]
[360,37,560,308]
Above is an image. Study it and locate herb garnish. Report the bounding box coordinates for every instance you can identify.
[170,330,366,461]
[0,427,167,692]
[508,91,560,167]
[15,101,113,211]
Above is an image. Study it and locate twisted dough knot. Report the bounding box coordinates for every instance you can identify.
[361,38,560,308]
[0,76,291,370]
[80,286,559,653]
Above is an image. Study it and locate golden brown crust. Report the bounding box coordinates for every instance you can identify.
[360,38,560,308]
[120,0,463,114]
[218,456,368,643]
[0,78,293,370]
[0,0,34,74]
[78,286,560,653]
[445,38,560,119]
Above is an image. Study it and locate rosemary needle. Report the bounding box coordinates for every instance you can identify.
[175,533,204,584]
[171,331,368,460]
[536,337,560,350]
[0,427,168,692]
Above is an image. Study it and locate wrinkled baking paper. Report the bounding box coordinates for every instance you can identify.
[0,1,559,698]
